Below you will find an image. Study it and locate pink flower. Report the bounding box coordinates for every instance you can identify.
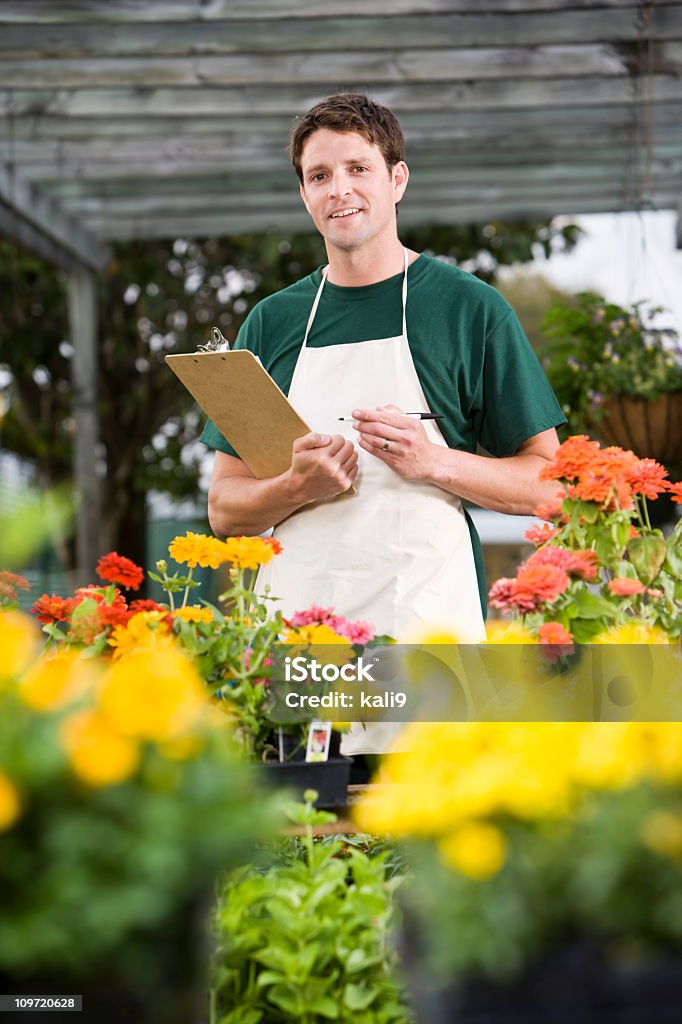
[339,620,375,645]
[488,578,517,612]
[527,546,599,582]
[525,523,558,547]
[290,605,335,627]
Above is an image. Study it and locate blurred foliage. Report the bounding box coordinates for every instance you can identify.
[0,219,579,568]
[495,270,577,354]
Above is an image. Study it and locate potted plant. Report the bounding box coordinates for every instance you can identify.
[211,790,412,1023]
[540,292,682,468]
[29,533,384,806]
[488,435,682,644]
[0,608,281,1024]
[354,717,682,1023]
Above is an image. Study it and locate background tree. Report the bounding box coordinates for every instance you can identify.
[0,219,579,570]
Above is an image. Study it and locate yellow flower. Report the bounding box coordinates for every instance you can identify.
[0,771,21,831]
[485,621,536,644]
[168,531,230,569]
[172,605,214,625]
[439,821,507,880]
[593,623,671,644]
[281,623,350,646]
[20,649,96,711]
[99,647,207,743]
[641,809,682,860]
[222,535,281,570]
[0,610,39,679]
[60,709,139,787]
[108,610,172,658]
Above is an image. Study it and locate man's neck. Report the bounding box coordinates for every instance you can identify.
[325,239,415,287]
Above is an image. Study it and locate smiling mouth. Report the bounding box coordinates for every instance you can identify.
[330,208,361,219]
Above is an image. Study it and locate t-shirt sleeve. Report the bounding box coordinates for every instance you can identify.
[198,308,261,457]
[474,307,566,457]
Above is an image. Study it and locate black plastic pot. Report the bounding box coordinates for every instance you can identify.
[261,755,352,808]
[401,930,682,1024]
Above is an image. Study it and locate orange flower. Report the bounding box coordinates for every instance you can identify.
[626,458,669,501]
[527,546,599,582]
[667,482,682,505]
[0,572,30,603]
[533,493,566,522]
[608,577,645,596]
[539,435,601,482]
[96,552,144,591]
[524,523,558,546]
[537,622,573,645]
[31,593,77,624]
[512,564,571,609]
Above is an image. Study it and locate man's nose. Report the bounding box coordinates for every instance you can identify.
[328,173,351,198]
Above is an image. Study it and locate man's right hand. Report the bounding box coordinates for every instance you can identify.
[288,432,358,503]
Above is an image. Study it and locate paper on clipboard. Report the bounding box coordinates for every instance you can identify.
[165,350,311,479]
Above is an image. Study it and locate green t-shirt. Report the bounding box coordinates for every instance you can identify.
[200,254,566,614]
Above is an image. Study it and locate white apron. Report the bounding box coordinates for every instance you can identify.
[257,250,485,753]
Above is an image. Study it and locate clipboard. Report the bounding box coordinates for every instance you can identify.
[165,350,311,479]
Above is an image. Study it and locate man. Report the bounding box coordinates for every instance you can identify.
[202,92,565,655]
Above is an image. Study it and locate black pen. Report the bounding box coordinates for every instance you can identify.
[338,412,444,421]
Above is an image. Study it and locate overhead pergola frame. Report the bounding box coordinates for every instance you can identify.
[1,0,681,254]
[0,0,681,581]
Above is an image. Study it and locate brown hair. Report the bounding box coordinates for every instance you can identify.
[290,92,405,183]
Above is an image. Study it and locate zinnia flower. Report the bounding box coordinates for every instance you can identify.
[96,552,144,590]
[667,481,682,504]
[524,523,558,546]
[60,709,139,787]
[169,531,230,569]
[31,593,77,624]
[173,605,214,624]
[527,546,599,582]
[533,492,566,522]
[608,577,645,596]
[539,435,601,482]
[537,622,574,645]
[626,458,669,501]
[108,610,173,658]
[0,571,30,604]
[222,535,283,570]
[512,564,571,609]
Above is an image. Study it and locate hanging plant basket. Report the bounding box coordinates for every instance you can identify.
[590,391,682,465]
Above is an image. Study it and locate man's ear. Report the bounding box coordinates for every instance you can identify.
[392,161,409,204]
[300,182,311,215]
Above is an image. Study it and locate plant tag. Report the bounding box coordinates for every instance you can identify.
[306,720,332,763]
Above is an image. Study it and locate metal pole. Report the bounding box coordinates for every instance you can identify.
[67,266,100,585]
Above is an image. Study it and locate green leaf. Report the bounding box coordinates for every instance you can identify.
[664,544,682,580]
[344,982,379,1011]
[572,590,617,620]
[627,535,668,585]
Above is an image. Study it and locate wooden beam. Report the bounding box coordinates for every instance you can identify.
[85,191,681,240]
[677,197,682,249]
[2,44,681,89]
[11,139,682,175]
[0,203,79,271]
[2,77,680,117]
[4,102,682,139]
[0,7,679,56]
[0,0,678,23]
[67,265,101,587]
[0,162,110,271]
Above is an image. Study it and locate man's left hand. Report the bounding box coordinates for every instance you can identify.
[352,405,438,481]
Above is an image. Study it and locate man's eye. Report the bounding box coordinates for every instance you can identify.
[352,166,368,173]
[311,173,326,182]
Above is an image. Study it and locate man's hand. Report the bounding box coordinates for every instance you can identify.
[352,405,436,480]
[288,432,359,503]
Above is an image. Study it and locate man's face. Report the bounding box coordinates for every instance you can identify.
[298,129,408,255]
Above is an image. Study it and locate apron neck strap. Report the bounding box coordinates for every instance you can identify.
[302,248,410,349]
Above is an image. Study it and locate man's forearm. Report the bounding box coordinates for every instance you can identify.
[427,447,560,516]
[208,471,306,537]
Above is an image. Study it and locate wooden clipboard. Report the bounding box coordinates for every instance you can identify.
[165,350,311,479]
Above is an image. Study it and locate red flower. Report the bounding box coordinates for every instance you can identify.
[74,585,126,608]
[512,564,571,609]
[31,593,77,624]
[129,598,167,614]
[98,604,133,629]
[608,577,645,596]
[263,537,283,555]
[96,552,144,591]
[626,458,669,501]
